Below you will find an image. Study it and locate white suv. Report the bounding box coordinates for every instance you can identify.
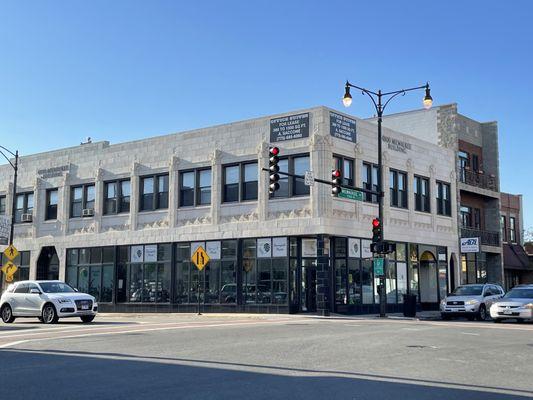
[440,284,504,321]
[490,284,533,323]
[0,280,98,324]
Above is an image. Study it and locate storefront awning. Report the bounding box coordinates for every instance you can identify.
[503,244,532,271]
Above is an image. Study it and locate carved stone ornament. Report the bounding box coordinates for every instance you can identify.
[310,133,332,148]
[354,142,363,156]
[257,140,269,156]
[95,167,104,181]
[170,155,181,171]
[210,149,222,165]
[429,164,436,175]
[406,158,414,170]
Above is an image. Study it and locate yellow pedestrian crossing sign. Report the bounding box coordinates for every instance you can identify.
[1,261,18,282]
[191,246,210,271]
[3,244,19,261]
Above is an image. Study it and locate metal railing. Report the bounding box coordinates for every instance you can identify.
[461,227,500,247]
[459,168,498,191]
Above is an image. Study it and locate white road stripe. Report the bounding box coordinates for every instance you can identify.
[0,318,299,348]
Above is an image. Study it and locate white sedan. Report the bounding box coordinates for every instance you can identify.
[490,285,533,323]
[0,280,98,324]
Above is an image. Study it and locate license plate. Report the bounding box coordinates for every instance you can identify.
[81,304,89,310]
[503,310,513,315]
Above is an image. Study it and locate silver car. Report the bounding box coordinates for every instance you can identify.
[490,284,533,323]
[440,283,504,321]
[0,280,98,324]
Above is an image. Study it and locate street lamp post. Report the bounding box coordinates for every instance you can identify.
[0,146,19,246]
[342,81,432,317]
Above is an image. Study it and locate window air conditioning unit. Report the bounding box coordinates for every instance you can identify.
[82,208,95,217]
[21,213,33,223]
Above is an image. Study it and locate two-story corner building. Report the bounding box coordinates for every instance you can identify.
[500,192,532,289]
[0,106,459,315]
[376,103,503,288]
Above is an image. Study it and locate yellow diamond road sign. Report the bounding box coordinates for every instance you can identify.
[191,246,210,271]
[3,244,19,261]
[1,261,18,281]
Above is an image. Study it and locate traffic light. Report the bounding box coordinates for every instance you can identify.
[269,147,280,193]
[331,169,342,196]
[372,218,382,244]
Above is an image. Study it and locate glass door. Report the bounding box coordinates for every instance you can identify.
[300,259,317,312]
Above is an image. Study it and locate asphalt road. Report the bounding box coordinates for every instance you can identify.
[0,314,532,400]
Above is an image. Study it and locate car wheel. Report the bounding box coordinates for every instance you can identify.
[42,304,58,324]
[493,318,502,323]
[1,305,15,323]
[477,305,488,321]
[80,315,95,323]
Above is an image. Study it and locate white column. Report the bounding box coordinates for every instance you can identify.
[169,156,180,228]
[129,163,140,231]
[210,149,221,225]
[94,168,104,233]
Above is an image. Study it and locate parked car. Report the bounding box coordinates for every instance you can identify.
[440,283,504,321]
[490,284,533,323]
[0,280,98,324]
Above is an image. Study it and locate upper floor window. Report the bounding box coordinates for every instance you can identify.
[272,154,310,198]
[71,184,95,218]
[501,215,507,242]
[45,189,58,220]
[458,151,469,182]
[472,154,479,172]
[414,176,430,213]
[389,169,407,208]
[140,174,168,211]
[460,206,472,227]
[15,192,34,223]
[104,179,131,215]
[333,156,354,187]
[179,168,211,207]
[510,216,516,243]
[0,196,6,215]
[436,182,451,216]
[223,162,258,203]
[362,162,379,203]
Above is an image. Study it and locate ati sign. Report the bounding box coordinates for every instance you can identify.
[460,237,480,253]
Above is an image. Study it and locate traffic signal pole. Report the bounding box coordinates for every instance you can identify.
[376,95,387,318]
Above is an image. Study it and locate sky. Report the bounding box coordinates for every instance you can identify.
[0,1,532,230]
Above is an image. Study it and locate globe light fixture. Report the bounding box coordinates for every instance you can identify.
[423,84,433,109]
[342,83,352,107]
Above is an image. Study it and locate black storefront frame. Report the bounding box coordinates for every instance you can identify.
[68,235,448,314]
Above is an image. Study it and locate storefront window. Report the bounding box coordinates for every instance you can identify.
[386,261,397,304]
[175,240,237,304]
[67,247,115,303]
[347,259,361,305]
[362,259,374,304]
[335,259,347,305]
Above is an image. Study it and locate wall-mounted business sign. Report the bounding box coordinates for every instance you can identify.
[330,112,356,143]
[382,136,411,153]
[38,165,69,179]
[270,113,309,142]
[460,237,480,253]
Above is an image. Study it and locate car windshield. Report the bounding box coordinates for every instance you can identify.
[504,288,533,299]
[449,285,483,296]
[39,282,76,293]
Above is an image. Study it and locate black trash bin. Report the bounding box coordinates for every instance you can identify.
[403,293,417,317]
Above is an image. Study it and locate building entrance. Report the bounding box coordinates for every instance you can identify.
[419,251,438,306]
[300,259,317,312]
[36,247,59,281]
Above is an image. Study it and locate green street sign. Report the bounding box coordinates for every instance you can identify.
[338,188,363,201]
[373,257,384,276]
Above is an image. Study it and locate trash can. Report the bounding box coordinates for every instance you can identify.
[403,293,417,317]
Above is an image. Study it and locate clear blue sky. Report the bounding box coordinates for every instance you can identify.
[1,1,532,229]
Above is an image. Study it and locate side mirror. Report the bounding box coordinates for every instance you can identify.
[29,288,42,295]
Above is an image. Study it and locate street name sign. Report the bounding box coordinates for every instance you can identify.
[373,258,384,276]
[191,246,210,271]
[338,188,363,201]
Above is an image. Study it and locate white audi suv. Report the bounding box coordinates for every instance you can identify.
[0,280,98,324]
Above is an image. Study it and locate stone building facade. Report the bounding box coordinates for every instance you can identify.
[0,106,459,314]
[377,104,503,288]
